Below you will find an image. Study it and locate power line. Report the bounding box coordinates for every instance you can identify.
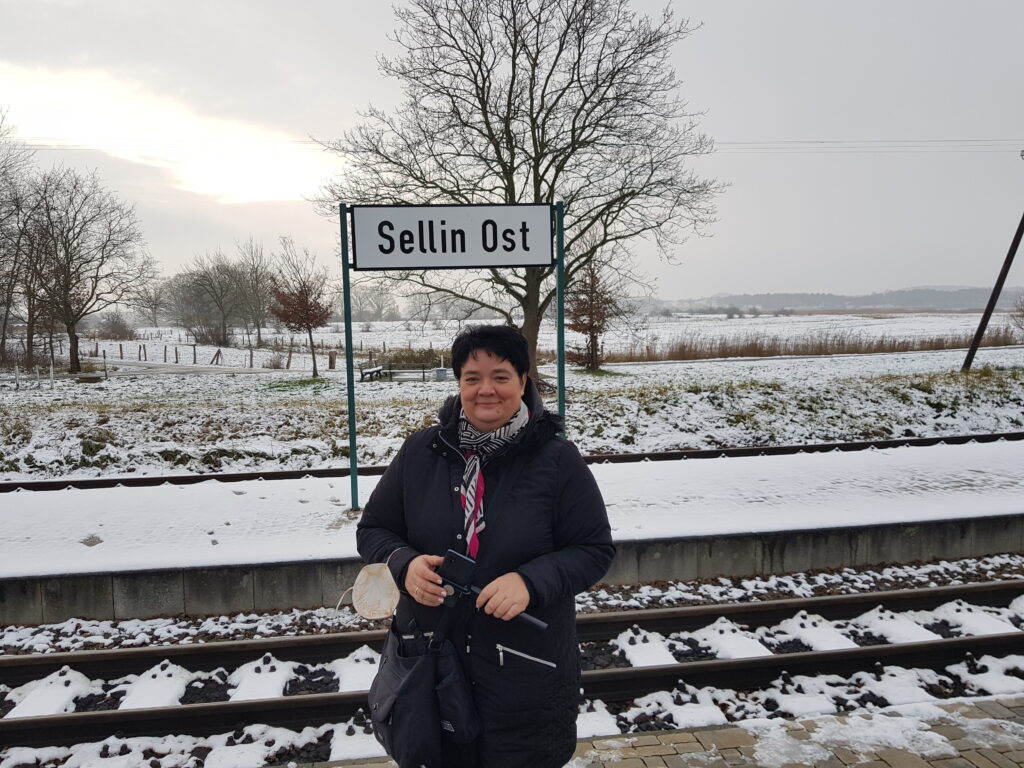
[715,138,1023,155]
[16,136,1024,155]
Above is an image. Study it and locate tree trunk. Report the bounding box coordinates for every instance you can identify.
[24,315,35,369]
[256,322,263,347]
[587,330,600,370]
[67,323,81,373]
[0,297,11,365]
[308,327,319,378]
[519,269,545,381]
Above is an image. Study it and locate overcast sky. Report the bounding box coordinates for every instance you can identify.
[2,0,1023,300]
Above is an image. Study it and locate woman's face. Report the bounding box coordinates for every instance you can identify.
[458,349,527,432]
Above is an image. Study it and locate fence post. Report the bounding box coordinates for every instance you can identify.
[119,343,123,360]
[249,347,254,368]
[175,347,179,364]
[14,364,18,390]
[164,345,167,363]
[192,345,197,364]
[286,349,292,369]
[102,351,108,378]
[49,362,54,389]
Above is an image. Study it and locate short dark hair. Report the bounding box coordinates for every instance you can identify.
[451,324,529,379]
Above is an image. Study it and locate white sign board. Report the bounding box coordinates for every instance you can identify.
[351,204,553,270]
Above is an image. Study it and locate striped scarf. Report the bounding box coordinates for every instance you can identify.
[458,401,530,557]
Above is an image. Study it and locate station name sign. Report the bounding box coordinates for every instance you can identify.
[351,204,553,270]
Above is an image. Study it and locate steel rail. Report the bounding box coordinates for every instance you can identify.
[580,631,1024,701]
[3,431,1023,494]
[2,580,1021,687]
[2,632,1022,749]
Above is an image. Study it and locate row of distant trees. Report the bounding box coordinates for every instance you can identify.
[0,113,152,374]
[4,0,720,377]
[150,236,333,375]
[0,112,337,375]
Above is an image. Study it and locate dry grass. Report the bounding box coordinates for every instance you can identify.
[604,326,1022,363]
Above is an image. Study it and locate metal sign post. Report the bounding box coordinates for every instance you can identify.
[339,203,361,510]
[555,201,566,423]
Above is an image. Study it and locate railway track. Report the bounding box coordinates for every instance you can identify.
[2,430,1023,493]
[2,579,1022,749]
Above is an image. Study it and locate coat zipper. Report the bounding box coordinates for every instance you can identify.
[438,432,467,467]
[496,643,557,668]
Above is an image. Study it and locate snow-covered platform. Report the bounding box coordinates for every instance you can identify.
[1,441,1022,624]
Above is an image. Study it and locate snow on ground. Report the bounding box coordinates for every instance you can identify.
[5,683,1024,767]
[0,440,1022,579]
[2,340,1023,480]
[120,312,1023,366]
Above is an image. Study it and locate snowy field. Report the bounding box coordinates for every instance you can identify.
[1,342,1023,480]
[72,311,1022,372]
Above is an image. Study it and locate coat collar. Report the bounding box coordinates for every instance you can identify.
[434,377,562,459]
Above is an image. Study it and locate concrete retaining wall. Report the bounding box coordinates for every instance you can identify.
[2,513,1022,625]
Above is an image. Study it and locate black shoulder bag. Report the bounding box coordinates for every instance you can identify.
[368,604,480,768]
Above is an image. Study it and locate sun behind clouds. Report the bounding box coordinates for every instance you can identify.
[0,61,342,204]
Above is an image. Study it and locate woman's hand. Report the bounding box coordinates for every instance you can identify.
[405,554,446,606]
[476,572,530,621]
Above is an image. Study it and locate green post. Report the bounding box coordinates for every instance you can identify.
[339,204,360,510]
[555,201,566,425]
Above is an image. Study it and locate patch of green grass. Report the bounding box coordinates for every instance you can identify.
[266,377,329,392]
[575,368,631,377]
[0,410,32,449]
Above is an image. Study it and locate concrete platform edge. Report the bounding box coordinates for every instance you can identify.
[1,513,1021,624]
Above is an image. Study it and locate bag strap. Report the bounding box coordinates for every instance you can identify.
[428,598,469,649]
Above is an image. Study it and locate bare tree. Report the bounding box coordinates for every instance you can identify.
[321,0,719,377]
[565,257,630,370]
[1011,294,1024,340]
[166,271,221,345]
[96,309,136,340]
[350,279,401,322]
[0,110,36,364]
[236,237,275,346]
[180,250,243,347]
[12,214,50,368]
[127,275,169,328]
[29,166,151,372]
[271,236,332,377]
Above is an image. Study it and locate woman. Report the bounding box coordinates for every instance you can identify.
[357,324,614,768]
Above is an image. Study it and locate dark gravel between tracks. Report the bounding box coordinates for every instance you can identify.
[3,553,1023,657]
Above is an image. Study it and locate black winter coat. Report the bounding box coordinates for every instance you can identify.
[357,381,614,768]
